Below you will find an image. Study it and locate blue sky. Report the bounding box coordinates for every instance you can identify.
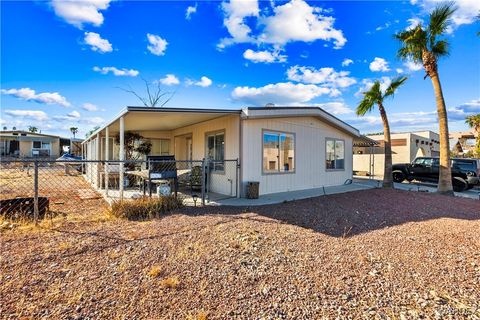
[1,0,479,138]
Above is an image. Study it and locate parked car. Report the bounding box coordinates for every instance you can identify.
[392,157,480,192]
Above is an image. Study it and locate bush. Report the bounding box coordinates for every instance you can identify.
[109,196,183,220]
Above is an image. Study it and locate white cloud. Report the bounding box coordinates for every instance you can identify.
[374,20,397,32]
[219,0,346,49]
[1,88,71,107]
[369,57,390,72]
[93,66,139,77]
[231,82,335,105]
[356,77,392,97]
[51,0,112,29]
[146,33,168,56]
[160,74,180,86]
[341,58,353,67]
[415,0,480,28]
[53,111,82,121]
[258,0,346,49]
[186,3,197,20]
[403,59,423,72]
[243,48,287,63]
[193,76,213,87]
[286,65,356,88]
[82,103,98,112]
[80,116,105,126]
[454,98,480,114]
[396,68,404,74]
[84,32,112,53]
[68,110,81,118]
[3,110,49,121]
[318,102,353,115]
[406,17,423,30]
[218,0,259,48]
[351,98,480,132]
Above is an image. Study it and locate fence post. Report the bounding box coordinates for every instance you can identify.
[236,158,240,198]
[33,160,39,225]
[201,158,206,206]
[206,159,210,203]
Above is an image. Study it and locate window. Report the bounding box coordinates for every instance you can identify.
[149,139,170,156]
[32,141,50,149]
[326,138,345,170]
[413,158,432,166]
[263,131,295,173]
[206,131,225,171]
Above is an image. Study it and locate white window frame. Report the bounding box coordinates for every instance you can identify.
[205,130,225,172]
[262,129,296,175]
[325,138,345,171]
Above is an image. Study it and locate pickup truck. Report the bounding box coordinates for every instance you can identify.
[392,157,480,192]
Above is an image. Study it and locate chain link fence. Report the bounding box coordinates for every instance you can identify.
[0,159,239,223]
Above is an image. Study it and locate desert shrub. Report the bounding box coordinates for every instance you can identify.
[160,276,180,289]
[147,265,162,278]
[109,196,183,220]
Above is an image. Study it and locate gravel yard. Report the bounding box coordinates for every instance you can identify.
[1,189,479,319]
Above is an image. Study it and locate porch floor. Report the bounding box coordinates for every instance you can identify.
[210,182,374,206]
[98,188,233,206]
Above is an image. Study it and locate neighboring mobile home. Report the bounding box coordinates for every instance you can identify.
[82,106,361,198]
[0,130,62,158]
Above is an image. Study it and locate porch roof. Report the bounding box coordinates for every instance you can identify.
[84,107,242,141]
[84,105,362,142]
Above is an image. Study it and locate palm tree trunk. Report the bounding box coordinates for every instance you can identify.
[378,103,393,189]
[430,72,453,195]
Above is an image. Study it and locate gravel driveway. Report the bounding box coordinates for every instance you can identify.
[1,189,479,319]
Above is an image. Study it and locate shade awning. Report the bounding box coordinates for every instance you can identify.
[353,135,380,147]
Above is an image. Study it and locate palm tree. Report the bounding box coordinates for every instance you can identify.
[356,77,408,188]
[28,126,38,133]
[465,114,480,157]
[70,127,78,139]
[394,3,457,195]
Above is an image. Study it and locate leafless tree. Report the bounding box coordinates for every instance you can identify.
[118,78,174,107]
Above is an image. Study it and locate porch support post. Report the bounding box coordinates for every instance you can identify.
[119,116,125,200]
[96,133,100,188]
[105,127,109,196]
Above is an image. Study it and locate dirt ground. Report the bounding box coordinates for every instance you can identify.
[0,164,106,219]
[1,189,479,319]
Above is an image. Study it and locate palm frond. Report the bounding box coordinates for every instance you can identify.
[428,2,457,38]
[431,39,449,58]
[384,76,408,98]
[394,26,427,62]
[356,81,382,116]
[465,114,480,129]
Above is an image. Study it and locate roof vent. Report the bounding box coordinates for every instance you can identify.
[265,103,275,108]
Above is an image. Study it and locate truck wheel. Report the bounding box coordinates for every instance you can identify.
[392,171,405,183]
[452,177,468,192]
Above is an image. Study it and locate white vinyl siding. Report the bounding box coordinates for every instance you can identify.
[241,116,353,196]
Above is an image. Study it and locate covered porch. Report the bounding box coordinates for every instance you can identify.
[81,107,241,204]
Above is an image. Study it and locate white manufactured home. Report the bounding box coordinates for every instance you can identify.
[82,106,360,200]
